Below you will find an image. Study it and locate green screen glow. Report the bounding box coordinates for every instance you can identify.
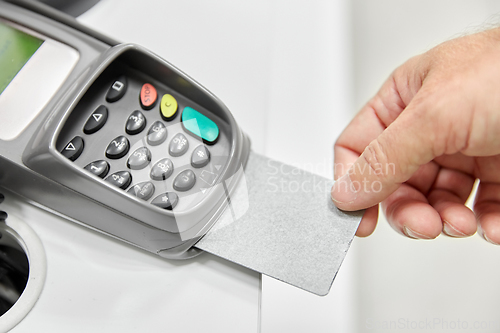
[0,21,43,94]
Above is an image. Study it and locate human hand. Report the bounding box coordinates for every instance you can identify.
[331,28,500,244]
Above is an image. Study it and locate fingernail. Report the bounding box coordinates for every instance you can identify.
[442,221,467,238]
[403,226,432,240]
[331,172,358,205]
[483,233,499,245]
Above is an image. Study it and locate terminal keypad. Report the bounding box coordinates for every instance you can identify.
[59,70,228,213]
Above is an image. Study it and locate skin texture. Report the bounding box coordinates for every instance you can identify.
[331,28,500,244]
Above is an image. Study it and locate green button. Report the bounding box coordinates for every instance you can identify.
[181,107,219,144]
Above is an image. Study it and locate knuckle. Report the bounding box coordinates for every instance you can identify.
[361,140,392,181]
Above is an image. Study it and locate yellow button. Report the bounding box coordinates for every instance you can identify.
[160,94,178,121]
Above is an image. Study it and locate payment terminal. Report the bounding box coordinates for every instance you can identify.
[0,0,250,259]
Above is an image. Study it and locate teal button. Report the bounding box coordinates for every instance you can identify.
[181,107,219,144]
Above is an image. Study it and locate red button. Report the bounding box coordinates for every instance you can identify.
[140,83,157,110]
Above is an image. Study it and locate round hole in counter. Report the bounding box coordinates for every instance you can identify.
[0,227,30,316]
[0,214,47,331]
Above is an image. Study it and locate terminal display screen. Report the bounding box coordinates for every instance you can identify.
[0,21,43,94]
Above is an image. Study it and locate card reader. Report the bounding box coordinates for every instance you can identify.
[0,0,250,260]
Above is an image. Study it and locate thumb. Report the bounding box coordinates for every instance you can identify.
[331,105,437,211]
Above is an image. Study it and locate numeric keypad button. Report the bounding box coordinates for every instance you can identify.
[105,171,132,189]
[169,133,189,157]
[128,181,155,200]
[147,121,167,146]
[173,169,196,191]
[127,147,151,170]
[126,110,146,135]
[106,136,129,159]
[191,145,210,168]
[151,192,179,210]
[150,158,174,180]
[84,160,110,178]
